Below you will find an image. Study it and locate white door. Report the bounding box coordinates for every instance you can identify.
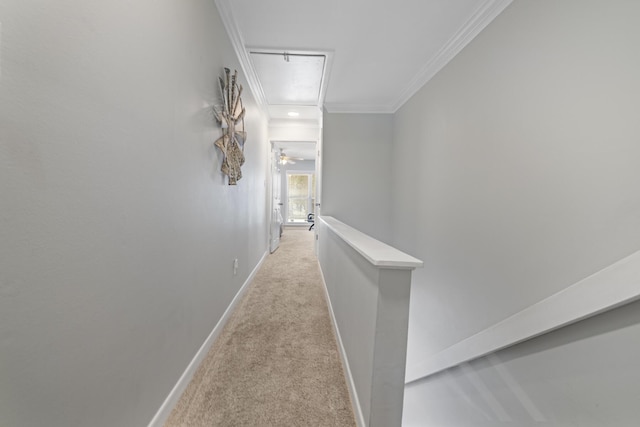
[270,149,283,253]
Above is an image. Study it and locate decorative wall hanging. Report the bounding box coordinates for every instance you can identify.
[214,68,246,185]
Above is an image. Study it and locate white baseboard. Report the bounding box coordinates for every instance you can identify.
[147,250,268,427]
[317,262,366,427]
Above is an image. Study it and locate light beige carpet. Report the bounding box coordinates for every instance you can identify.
[164,228,356,427]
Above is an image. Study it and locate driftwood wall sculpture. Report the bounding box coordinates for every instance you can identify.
[214,68,246,185]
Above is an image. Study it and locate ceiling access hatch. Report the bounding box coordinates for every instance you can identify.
[249,51,327,106]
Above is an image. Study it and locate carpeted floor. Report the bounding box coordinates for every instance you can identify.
[164,228,356,427]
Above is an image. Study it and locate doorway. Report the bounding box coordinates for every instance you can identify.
[269,141,318,252]
[286,172,316,225]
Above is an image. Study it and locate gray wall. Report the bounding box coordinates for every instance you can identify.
[0,1,268,426]
[404,299,640,425]
[322,112,393,243]
[393,0,640,424]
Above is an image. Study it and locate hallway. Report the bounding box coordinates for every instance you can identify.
[164,228,355,426]
[3,1,640,425]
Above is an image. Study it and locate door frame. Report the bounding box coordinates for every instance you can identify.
[268,139,320,241]
[268,143,283,253]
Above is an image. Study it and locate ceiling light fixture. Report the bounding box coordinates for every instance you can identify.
[287,111,299,117]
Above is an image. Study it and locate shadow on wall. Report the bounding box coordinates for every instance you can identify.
[404,299,640,426]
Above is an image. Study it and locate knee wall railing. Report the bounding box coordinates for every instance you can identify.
[317,216,423,427]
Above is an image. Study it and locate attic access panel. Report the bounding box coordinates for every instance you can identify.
[250,52,325,106]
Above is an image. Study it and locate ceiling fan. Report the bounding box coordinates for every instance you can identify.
[279,149,303,165]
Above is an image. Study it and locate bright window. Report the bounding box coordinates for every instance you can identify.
[287,173,315,223]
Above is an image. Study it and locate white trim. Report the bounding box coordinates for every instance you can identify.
[216,0,512,116]
[325,0,513,114]
[390,0,513,112]
[405,249,640,384]
[215,1,335,118]
[214,0,268,114]
[318,262,366,427]
[147,250,269,427]
[319,216,423,269]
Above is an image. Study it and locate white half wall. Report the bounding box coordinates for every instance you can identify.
[318,216,420,427]
[0,1,269,426]
[392,0,640,424]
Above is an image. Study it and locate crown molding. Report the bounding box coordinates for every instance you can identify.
[215,0,268,115]
[323,0,512,115]
[389,0,513,113]
[216,0,512,117]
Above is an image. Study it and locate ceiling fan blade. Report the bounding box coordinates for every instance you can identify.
[279,149,304,165]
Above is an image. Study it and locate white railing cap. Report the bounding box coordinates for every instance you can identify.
[319,216,423,269]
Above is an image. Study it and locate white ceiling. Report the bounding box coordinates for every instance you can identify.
[216,0,512,121]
